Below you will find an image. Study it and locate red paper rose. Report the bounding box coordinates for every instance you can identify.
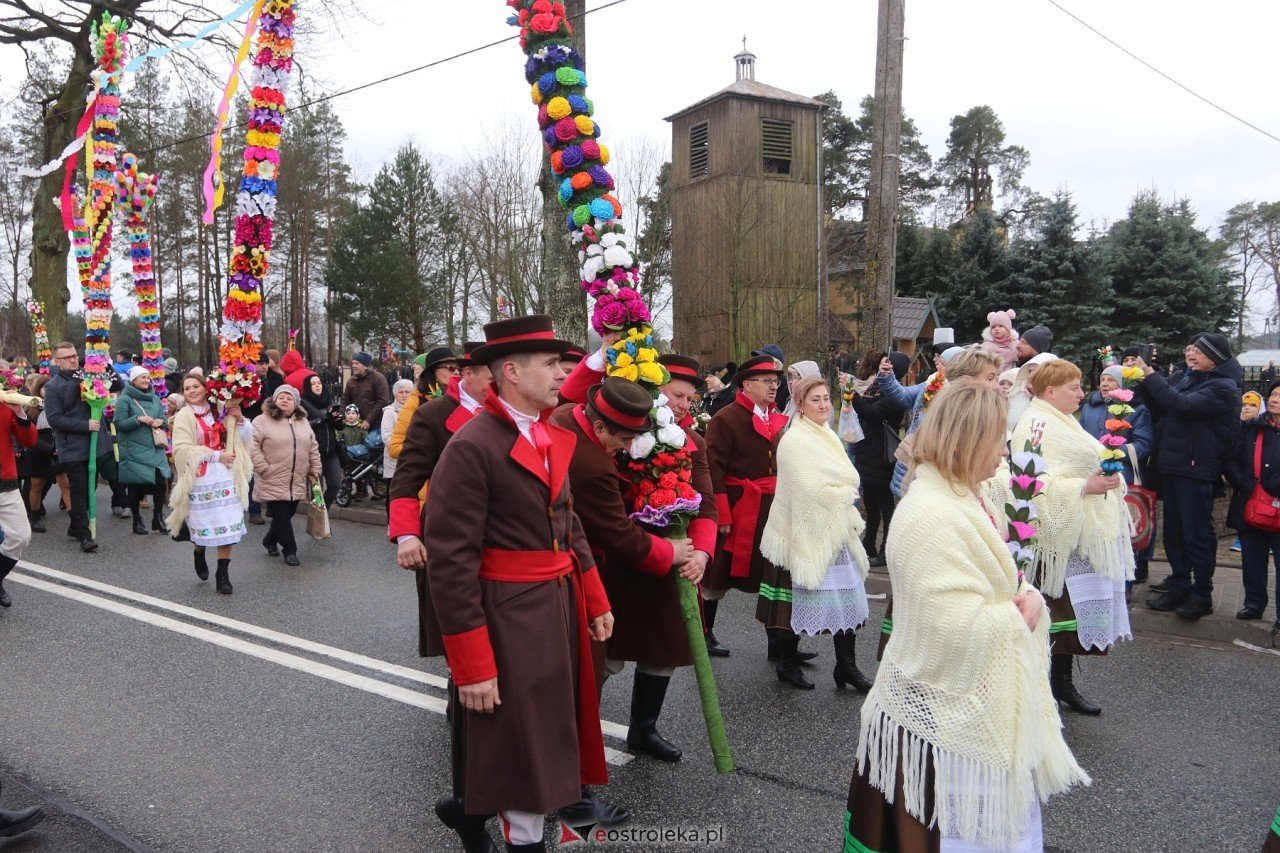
[650,488,676,508]
[658,472,678,489]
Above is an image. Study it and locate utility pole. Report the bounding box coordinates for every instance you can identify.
[863,0,904,350]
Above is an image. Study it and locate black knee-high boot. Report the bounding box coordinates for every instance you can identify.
[215,558,232,594]
[703,598,729,657]
[1050,654,1100,715]
[773,628,814,689]
[626,671,681,762]
[0,555,17,607]
[832,632,873,692]
[433,795,497,853]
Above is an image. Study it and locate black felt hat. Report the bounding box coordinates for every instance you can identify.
[586,377,656,433]
[472,315,574,364]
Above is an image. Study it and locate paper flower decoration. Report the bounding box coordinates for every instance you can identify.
[1006,418,1047,578]
[214,0,296,404]
[27,301,51,375]
[115,152,166,396]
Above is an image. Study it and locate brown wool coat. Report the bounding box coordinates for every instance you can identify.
[250,413,321,502]
[703,394,786,594]
[387,390,475,657]
[425,399,608,815]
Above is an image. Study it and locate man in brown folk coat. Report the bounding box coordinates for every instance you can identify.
[425,315,619,853]
[702,354,791,659]
[388,343,488,658]
[557,353,719,761]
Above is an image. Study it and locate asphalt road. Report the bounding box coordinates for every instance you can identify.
[0,507,1276,852]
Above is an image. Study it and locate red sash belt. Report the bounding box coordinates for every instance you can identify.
[478,547,573,581]
[477,545,607,785]
[723,474,777,578]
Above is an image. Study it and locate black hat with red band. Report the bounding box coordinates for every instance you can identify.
[561,344,588,364]
[658,354,705,393]
[586,377,656,434]
[456,341,485,369]
[472,315,574,364]
[731,354,785,387]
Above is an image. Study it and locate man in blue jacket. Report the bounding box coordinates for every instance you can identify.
[1139,332,1242,619]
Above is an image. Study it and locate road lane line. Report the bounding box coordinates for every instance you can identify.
[15,561,449,688]
[10,567,635,766]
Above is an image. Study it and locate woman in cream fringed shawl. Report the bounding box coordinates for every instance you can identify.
[845,379,1088,853]
[1012,359,1133,718]
[758,375,873,693]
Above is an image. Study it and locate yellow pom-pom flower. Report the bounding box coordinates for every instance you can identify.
[638,362,666,385]
[546,97,571,120]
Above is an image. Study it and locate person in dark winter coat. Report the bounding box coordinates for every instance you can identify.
[851,351,909,565]
[113,367,172,535]
[1139,333,1243,619]
[298,372,345,508]
[341,351,391,430]
[1225,379,1280,625]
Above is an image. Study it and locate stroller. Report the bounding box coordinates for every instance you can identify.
[336,431,386,507]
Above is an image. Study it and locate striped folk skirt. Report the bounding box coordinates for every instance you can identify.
[756,547,869,635]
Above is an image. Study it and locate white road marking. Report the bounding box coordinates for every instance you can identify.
[1232,638,1280,657]
[9,565,634,766]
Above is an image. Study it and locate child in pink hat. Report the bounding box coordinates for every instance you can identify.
[981,309,1019,372]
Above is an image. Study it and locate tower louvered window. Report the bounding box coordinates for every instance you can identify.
[689,120,709,180]
[761,118,793,175]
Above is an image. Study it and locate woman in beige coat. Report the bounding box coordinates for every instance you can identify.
[251,385,321,567]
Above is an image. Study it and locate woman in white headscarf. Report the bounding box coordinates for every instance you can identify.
[1006,351,1058,435]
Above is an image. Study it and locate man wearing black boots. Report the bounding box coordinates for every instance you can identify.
[424,316,618,853]
[0,396,38,608]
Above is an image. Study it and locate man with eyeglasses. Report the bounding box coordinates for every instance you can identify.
[700,354,789,659]
[44,341,115,552]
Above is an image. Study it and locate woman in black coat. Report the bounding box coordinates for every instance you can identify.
[299,373,345,508]
[1227,379,1280,625]
[850,351,909,566]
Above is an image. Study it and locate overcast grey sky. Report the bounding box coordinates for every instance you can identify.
[309,0,1280,232]
[4,0,1280,318]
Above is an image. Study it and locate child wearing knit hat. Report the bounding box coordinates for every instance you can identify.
[1241,390,1262,421]
[980,309,1019,372]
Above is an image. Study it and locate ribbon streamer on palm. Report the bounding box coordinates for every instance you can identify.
[505,0,733,773]
[203,0,295,413]
[115,153,166,396]
[77,13,128,539]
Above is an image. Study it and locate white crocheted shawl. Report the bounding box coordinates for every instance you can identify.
[759,414,868,589]
[857,463,1089,848]
[1012,397,1134,596]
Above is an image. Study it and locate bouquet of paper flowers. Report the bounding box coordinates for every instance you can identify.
[623,399,702,530]
[1006,418,1046,577]
[205,367,262,408]
[605,326,668,392]
[1097,366,1144,474]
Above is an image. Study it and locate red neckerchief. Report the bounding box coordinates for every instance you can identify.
[677,411,694,429]
[194,411,225,477]
[480,392,571,501]
[444,374,462,402]
[734,390,784,441]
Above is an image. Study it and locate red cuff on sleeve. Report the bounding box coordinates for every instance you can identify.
[559,359,607,405]
[387,496,423,541]
[634,533,674,577]
[581,566,610,619]
[688,517,717,555]
[441,625,498,686]
[715,493,731,524]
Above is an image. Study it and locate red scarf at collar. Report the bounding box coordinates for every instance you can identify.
[734,390,786,441]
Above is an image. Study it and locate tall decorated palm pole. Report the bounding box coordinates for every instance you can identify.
[505,0,733,773]
[115,153,166,396]
[203,0,296,422]
[80,13,127,539]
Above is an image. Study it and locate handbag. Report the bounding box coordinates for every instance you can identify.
[1123,445,1157,549]
[1243,431,1280,532]
[306,481,331,540]
[883,422,903,467]
[132,397,168,447]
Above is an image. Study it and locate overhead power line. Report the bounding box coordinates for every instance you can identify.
[1044,0,1280,145]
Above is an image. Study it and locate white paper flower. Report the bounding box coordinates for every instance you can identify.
[581,256,604,282]
[603,246,632,268]
[600,232,620,247]
[585,243,603,257]
[628,431,656,459]
[655,405,674,426]
[658,424,686,447]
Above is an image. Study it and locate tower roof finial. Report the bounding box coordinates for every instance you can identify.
[734,38,756,81]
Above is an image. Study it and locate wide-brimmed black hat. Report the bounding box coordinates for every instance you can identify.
[457,341,485,369]
[421,347,458,374]
[472,315,574,364]
[732,354,784,387]
[586,377,655,434]
[658,354,705,393]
